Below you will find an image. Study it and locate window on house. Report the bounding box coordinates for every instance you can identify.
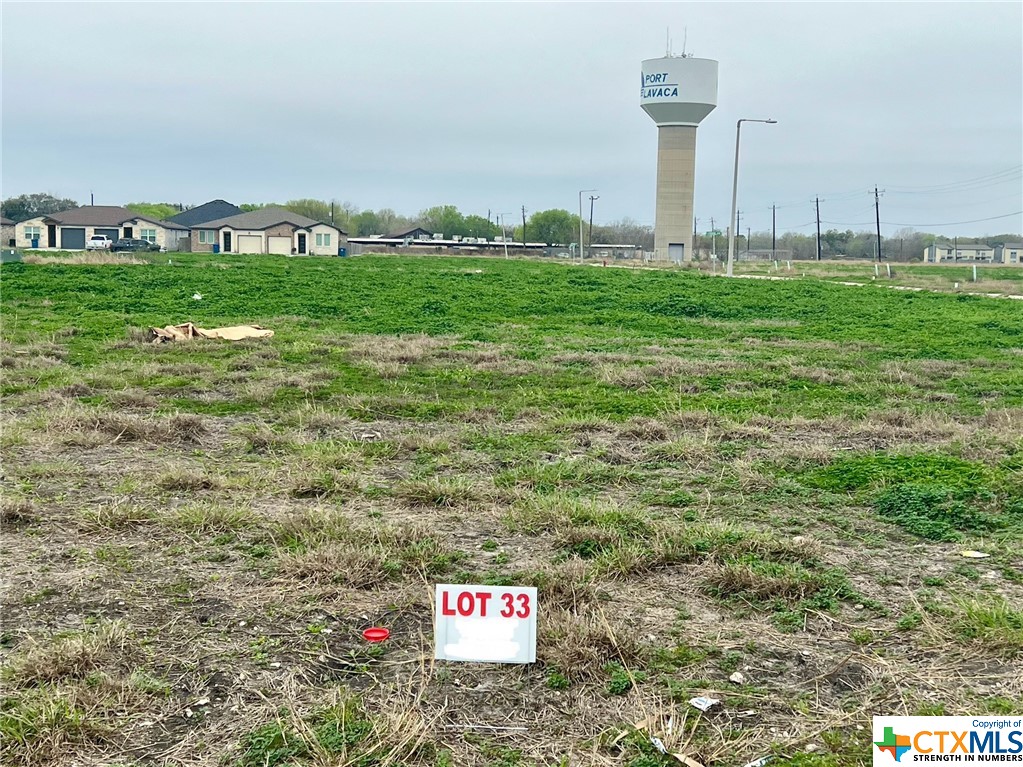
[24,226,41,241]
[315,233,331,247]
[198,230,217,244]
[141,228,157,243]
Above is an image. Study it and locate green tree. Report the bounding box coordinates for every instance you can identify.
[416,205,466,238]
[591,218,654,251]
[239,203,266,212]
[351,210,382,236]
[463,214,500,240]
[1,193,78,222]
[125,202,180,221]
[523,209,581,246]
[376,209,412,235]
[821,229,853,255]
[282,199,334,224]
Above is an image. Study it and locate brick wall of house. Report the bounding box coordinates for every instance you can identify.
[265,224,296,238]
[190,229,217,253]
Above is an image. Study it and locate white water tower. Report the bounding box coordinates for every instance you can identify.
[640,55,718,262]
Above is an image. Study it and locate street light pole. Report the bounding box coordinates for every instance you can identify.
[578,188,596,261]
[726,118,777,277]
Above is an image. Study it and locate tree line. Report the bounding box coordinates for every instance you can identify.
[2,193,1017,259]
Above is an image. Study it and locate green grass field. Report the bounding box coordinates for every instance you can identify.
[2,254,1021,766]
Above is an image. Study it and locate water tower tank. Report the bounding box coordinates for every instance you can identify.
[640,56,719,263]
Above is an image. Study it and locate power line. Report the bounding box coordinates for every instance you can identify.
[767,165,1022,211]
[884,211,1023,227]
[820,211,1022,228]
[887,176,1022,197]
[885,165,1022,192]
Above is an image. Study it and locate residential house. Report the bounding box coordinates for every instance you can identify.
[1,216,14,247]
[15,206,188,250]
[192,207,347,255]
[923,242,996,263]
[164,200,243,229]
[387,226,435,241]
[995,243,1023,266]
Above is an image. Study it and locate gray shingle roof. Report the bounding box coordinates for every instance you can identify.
[386,226,433,239]
[165,200,242,228]
[0,216,14,226]
[42,206,187,230]
[199,206,343,232]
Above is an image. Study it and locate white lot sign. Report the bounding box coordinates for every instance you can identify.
[434,584,537,664]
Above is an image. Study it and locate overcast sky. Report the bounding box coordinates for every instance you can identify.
[2,2,1021,236]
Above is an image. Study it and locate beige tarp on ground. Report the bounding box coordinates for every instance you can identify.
[150,323,274,343]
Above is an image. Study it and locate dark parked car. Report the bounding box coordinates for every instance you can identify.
[112,238,161,252]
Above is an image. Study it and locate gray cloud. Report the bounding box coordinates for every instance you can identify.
[2,1,1020,235]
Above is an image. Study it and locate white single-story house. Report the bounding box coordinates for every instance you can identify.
[15,206,188,250]
[995,243,1023,266]
[923,242,996,263]
[191,207,347,256]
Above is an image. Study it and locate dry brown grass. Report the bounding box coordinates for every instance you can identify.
[539,606,643,681]
[4,622,127,687]
[276,542,394,588]
[77,502,154,531]
[48,406,206,444]
[346,334,450,366]
[647,437,715,467]
[618,417,671,441]
[22,253,148,265]
[1,498,38,527]
[287,467,362,499]
[102,388,158,409]
[396,476,484,508]
[156,467,220,492]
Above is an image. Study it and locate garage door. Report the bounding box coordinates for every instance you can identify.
[95,228,119,240]
[61,228,86,249]
[236,235,263,254]
[267,236,292,255]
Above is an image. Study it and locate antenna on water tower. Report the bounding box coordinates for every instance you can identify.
[665,27,671,57]
[682,27,688,57]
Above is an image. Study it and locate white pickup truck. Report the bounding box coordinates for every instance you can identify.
[85,235,113,250]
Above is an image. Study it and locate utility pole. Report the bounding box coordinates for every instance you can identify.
[710,216,716,259]
[874,186,883,262]
[815,197,822,261]
[746,226,750,253]
[521,206,527,250]
[772,204,776,261]
[90,191,94,206]
[330,201,334,225]
[588,196,598,255]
